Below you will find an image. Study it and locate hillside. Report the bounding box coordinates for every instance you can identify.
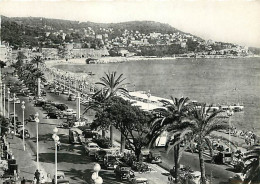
[1,16,184,35]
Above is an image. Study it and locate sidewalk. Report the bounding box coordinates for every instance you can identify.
[6,130,48,182]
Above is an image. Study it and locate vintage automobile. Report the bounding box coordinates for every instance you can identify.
[131,162,150,173]
[34,99,46,107]
[26,114,35,122]
[41,91,47,96]
[42,104,55,111]
[62,90,69,95]
[103,154,120,170]
[83,142,100,156]
[68,94,76,101]
[19,129,30,139]
[114,164,135,181]
[61,109,77,118]
[141,148,150,162]
[147,150,162,163]
[55,104,68,111]
[228,173,245,184]
[46,111,61,119]
[130,177,149,184]
[52,171,70,184]
[94,150,108,162]
[69,128,84,144]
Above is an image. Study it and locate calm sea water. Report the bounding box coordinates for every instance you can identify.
[55,58,260,134]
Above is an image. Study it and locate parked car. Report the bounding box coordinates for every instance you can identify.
[52,171,70,184]
[42,104,55,111]
[130,177,149,184]
[27,114,37,122]
[62,90,69,95]
[19,129,30,139]
[114,164,135,181]
[55,104,68,111]
[61,109,76,118]
[83,142,100,156]
[103,154,120,170]
[69,128,84,144]
[94,150,108,162]
[41,91,47,96]
[147,150,162,163]
[49,87,55,93]
[34,100,46,107]
[68,94,76,101]
[54,89,62,95]
[46,111,61,119]
[228,173,245,184]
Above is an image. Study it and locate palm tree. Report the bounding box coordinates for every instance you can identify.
[187,104,230,184]
[31,56,43,69]
[84,72,128,147]
[31,56,44,97]
[148,97,191,183]
[94,71,128,99]
[243,144,260,183]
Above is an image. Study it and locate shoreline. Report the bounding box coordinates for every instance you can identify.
[45,55,260,66]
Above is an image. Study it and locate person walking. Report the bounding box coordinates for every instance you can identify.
[34,169,40,184]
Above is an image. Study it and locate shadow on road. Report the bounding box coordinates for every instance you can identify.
[30,133,68,143]
[62,168,129,184]
[38,152,90,164]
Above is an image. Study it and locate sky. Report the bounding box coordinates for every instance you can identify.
[0,0,260,47]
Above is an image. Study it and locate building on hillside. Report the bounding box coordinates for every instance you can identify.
[0,44,12,63]
[41,48,59,60]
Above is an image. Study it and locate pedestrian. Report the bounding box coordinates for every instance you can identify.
[34,169,40,184]
[11,130,14,139]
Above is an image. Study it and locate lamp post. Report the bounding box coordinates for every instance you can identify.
[91,163,103,184]
[21,101,25,151]
[35,112,40,170]
[3,84,5,117]
[52,127,59,184]
[13,93,16,135]
[7,88,10,119]
[227,109,234,151]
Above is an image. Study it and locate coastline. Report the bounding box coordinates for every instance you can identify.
[45,55,260,66]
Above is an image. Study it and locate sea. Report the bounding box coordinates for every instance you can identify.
[55,57,260,135]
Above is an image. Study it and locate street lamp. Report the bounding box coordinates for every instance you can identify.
[91,163,103,184]
[7,88,10,119]
[227,108,234,151]
[52,127,59,184]
[21,101,25,151]
[13,93,16,135]
[35,112,40,170]
[3,84,5,117]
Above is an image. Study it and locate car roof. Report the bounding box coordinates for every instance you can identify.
[88,142,98,146]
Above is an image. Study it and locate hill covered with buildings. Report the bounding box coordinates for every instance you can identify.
[0,15,255,63]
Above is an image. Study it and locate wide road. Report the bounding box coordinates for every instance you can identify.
[5,75,126,184]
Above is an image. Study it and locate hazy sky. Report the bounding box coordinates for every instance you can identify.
[1,0,260,47]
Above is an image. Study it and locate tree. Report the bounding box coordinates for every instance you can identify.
[84,72,128,146]
[187,104,229,184]
[243,145,260,183]
[0,115,9,136]
[94,71,128,99]
[92,96,152,158]
[148,97,191,183]
[31,56,43,69]
[31,56,44,96]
